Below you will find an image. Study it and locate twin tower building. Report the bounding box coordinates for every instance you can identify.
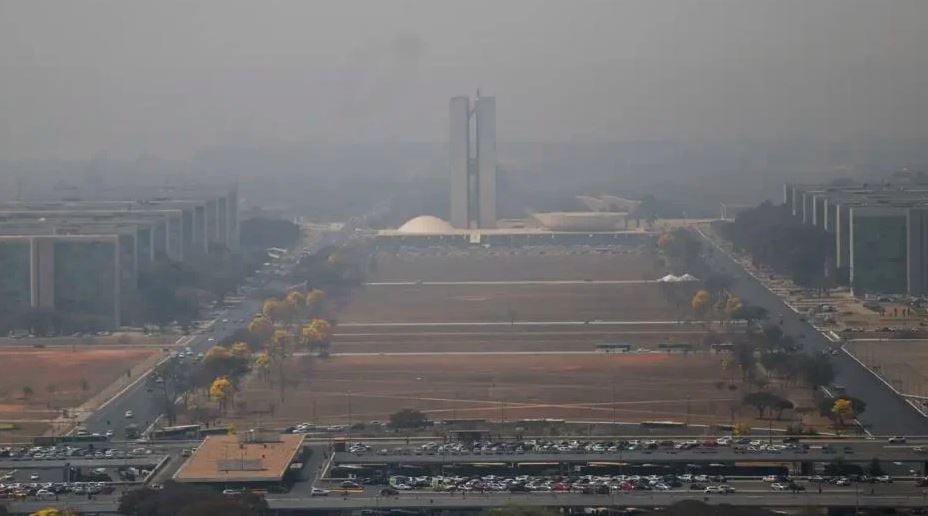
[449,94,496,229]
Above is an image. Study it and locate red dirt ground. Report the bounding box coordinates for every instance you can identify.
[232,353,747,427]
[0,347,159,423]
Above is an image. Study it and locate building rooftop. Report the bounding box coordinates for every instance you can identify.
[173,433,305,484]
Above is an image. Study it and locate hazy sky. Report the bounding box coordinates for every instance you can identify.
[1,0,926,160]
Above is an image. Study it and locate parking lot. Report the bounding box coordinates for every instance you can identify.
[315,437,928,499]
[0,443,165,502]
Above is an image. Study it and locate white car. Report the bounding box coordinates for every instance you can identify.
[30,473,40,480]
[771,483,789,491]
[704,486,723,493]
[105,430,114,438]
[311,487,330,496]
[888,436,907,444]
[125,410,134,418]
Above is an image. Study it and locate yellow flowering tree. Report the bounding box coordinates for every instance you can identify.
[248,316,274,343]
[209,376,235,412]
[230,342,250,359]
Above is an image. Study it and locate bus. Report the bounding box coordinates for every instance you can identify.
[149,424,200,440]
[596,343,631,353]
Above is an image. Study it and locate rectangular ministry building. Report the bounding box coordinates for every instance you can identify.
[784,183,928,295]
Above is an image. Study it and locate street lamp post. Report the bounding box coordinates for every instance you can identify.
[346,390,352,444]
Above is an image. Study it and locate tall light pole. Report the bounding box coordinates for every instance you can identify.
[346,390,352,444]
[612,383,617,425]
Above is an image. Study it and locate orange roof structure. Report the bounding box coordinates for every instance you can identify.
[173,432,305,483]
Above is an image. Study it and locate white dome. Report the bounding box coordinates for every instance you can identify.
[397,215,455,234]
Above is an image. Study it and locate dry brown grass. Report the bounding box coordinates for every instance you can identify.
[341,282,695,324]
[227,352,770,427]
[0,346,159,425]
[372,247,663,282]
[846,340,928,397]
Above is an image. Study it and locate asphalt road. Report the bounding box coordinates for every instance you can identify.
[321,479,928,500]
[265,491,928,510]
[0,457,165,470]
[696,229,928,436]
[80,298,264,439]
[11,488,928,514]
[333,445,928,465]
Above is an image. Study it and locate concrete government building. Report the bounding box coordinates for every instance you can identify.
[784,183,928,295]
[449,93,496,229]
[0,185,239,329]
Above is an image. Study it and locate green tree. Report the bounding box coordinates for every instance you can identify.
[636,194,658,227]
[801,356,836,391]
[867,457,884,476]
[118,483,267,516]
[389,408,429,429]
[482,506,560,516]
[742,391,789,419]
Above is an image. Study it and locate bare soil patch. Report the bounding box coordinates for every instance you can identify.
[372,246,662,282]
[0,346,160,440]
[845,340,928,397]
[341,283,694,324]
[333,325,715,353]
[228,353,766,428]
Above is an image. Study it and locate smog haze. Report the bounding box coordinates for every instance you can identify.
[2,0,927,160]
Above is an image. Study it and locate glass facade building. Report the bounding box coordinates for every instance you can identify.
[850,212,908,293]
[0,239,32,315]
[53,240,118,327]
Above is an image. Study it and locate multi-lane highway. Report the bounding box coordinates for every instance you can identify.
[80,298,263,439]
[12,490,928,513]
[696,228,928,436]
[333,446,928,466]
[265,491,928,510]
[78,227,338,439]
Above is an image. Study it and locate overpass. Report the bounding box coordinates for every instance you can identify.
[265,491,928,511]
[8,491,928,514]
[334,446,928,467]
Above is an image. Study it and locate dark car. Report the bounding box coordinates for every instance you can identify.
[380,487,399,496]
[690,483,707,490]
